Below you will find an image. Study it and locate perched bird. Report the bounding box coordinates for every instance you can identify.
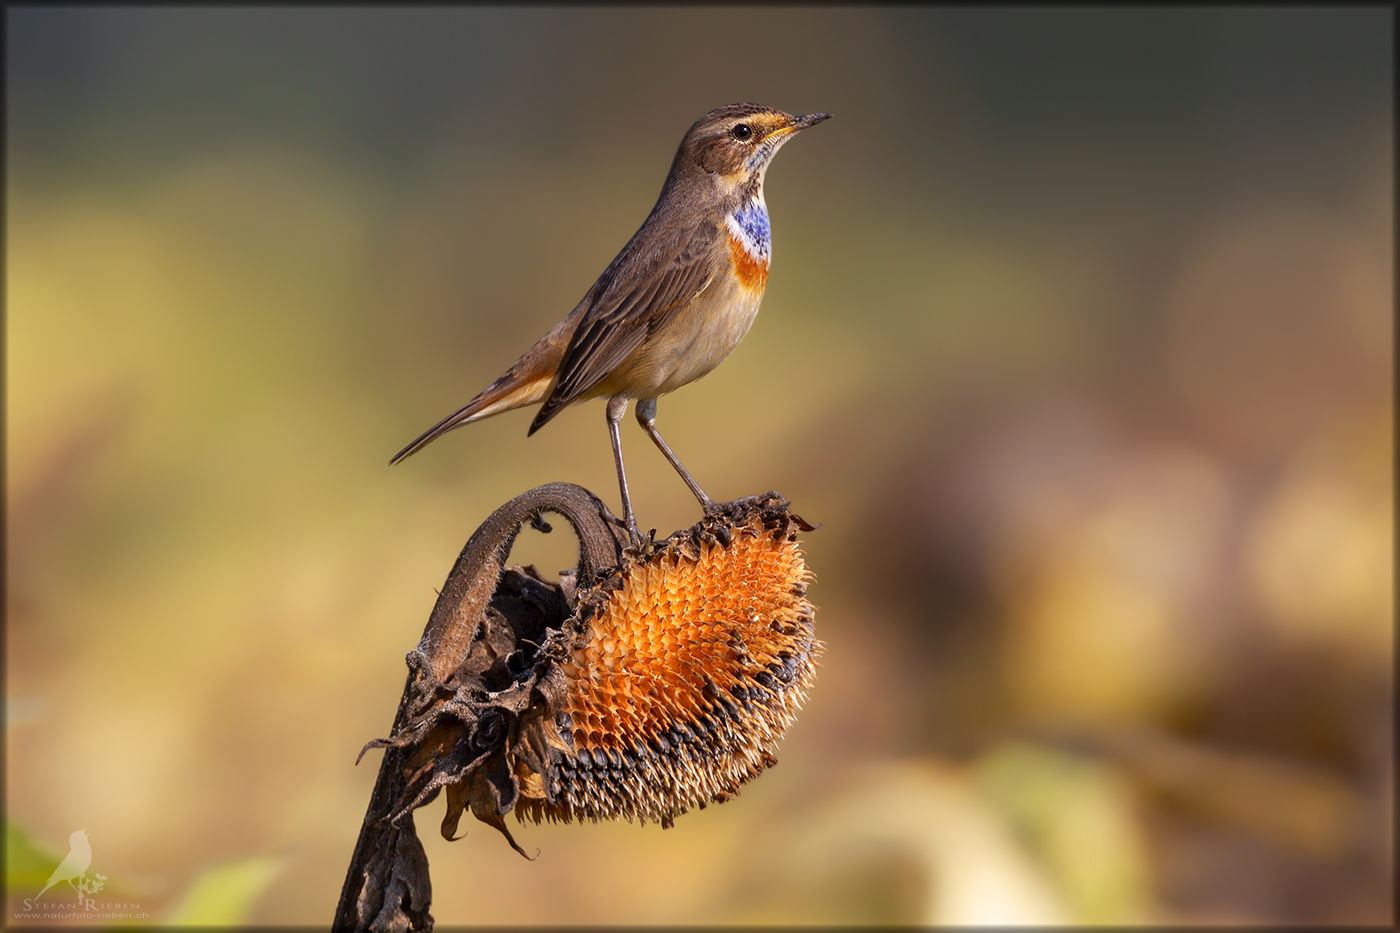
[35,829,91,901]
[391,102,830,540]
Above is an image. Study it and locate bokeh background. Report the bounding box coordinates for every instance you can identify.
[6,7,1392,926]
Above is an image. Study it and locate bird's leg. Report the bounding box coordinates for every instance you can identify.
[636,397,717,514]
[607,396,643,544]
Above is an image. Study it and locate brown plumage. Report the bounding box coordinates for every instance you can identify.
[391,102,830,540]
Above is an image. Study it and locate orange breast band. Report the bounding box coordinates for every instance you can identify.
[727,231,770,291]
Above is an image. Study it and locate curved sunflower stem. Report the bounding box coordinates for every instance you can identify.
[333,483,625,933]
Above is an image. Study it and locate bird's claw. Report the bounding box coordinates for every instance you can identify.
[702,491,787,519]
[613,513,650,554]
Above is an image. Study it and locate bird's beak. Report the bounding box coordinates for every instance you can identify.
[745,111,831,172]
[764,112,832,145]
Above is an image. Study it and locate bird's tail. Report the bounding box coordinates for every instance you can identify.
[35,881,56,901]
[390,331,568,465]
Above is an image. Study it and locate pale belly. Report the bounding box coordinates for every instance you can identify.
[599,274,765,399]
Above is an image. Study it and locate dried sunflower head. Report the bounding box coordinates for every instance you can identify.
[524,497,818,828]
[364,487,819,857]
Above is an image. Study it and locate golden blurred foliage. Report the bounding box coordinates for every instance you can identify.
[6,7,1392,926]
[1246,415,1393,656]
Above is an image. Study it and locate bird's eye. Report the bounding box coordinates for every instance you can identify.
[731,123,753,141]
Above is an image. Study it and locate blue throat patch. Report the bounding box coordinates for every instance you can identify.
[729,199,771,260]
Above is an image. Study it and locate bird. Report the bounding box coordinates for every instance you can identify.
[35,829,91,901]
[390,102,830,541]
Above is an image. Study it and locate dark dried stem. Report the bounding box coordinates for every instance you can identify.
[419,482,626,682]
[333,483,626,933]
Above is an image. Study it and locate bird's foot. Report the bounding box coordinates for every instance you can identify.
[699,491,819,534]
[702,490,787,520]
[614,513,652,556]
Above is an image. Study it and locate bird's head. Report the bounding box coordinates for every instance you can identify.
[70,829,89,844]
[673,102,831,199]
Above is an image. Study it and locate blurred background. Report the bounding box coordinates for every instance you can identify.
[6,7,1392,925]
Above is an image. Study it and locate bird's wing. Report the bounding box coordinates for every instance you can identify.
[46,854,81,882]
[529,221,724,432]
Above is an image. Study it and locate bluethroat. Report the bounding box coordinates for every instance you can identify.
[391,102,831,540]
